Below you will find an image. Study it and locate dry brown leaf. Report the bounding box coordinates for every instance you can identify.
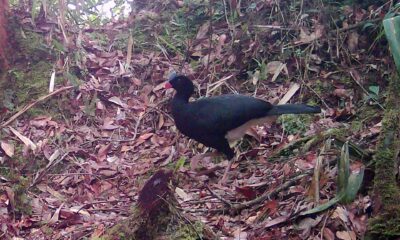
[215,34,227,58]
[233,229,248,240]
[296,25,324,44]
[139,133,154,140]
[252,70,260,85]
[4,186,15,211]
[196,21,210,39]
[279,83,300,104]
[347,32,359,52]
[9,127,37,151]
[297,216,323,230]
[264,215,289,228]
[332,206,349,223]
[336,231,357,240]
[333,89,351,98]
[266,61,283,75]
[48,203,64,225]
[108,96,126,108]
[102,118,119,130]
[323,228,335,240]
[158,114,165,129]
[175,187,191,201]
[1,141,14,157]
[132,77,142,86]
[97,144,112,162]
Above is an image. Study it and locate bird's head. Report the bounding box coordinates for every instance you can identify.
[165,73,194,97]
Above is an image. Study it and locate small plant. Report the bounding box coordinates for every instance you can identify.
[278,114,313,136]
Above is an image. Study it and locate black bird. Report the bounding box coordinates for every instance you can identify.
[165,74,321,182]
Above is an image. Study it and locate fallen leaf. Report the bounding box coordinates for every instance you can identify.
[235,186,257,200]
[108,96,126,108]
[97,144,112,162]
[233,229,248,240]
[297,216,323,230]
[196,21,210,39]
[49,70,56,93]
[264,215,289,228]
[1,141,14,157]
[9,127,37,151]
[323,227,335,240]
[4,186,15,211]
[266,61,284,75]
[175,187,191,201]
[48,203,64,225]
[102,118,119,130]
[332,206,349,223]
[279,83,300,104]
[333,89,351,98]
[336,231,356,240]
[139,133,154,140]
[158,114,165,129]
[347,32,359,52]
[296,25,324,44]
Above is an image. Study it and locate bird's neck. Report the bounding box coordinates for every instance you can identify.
[171,93,190,116]
[173,92,191,103]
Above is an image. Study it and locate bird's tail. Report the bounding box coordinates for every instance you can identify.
[266,104,321,115]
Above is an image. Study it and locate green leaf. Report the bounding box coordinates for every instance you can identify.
[342,168,365,203]
[362,22,376,31]
[338,142,350,191]
[174,156,186,172]
[383,16,400,75]
[369,85,379,96]
[300,192,344,216]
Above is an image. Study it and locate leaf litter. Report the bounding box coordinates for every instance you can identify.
[0,1,394,239]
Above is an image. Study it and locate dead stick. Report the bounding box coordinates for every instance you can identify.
[1,86,74,128]
[206,184,233,208]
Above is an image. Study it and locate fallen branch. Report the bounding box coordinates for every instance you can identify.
[205,184,232,208]
[1,86,74,128]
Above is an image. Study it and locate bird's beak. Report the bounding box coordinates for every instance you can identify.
[165,82,173,89]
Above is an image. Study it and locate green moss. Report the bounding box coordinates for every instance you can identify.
[14,61,52,104]
[17,31,51,63]
[277,114,315,136]
[10,176,31,215]
[369,73,400,237]
[313,79,333,95]
[169,220,204,240]
[41,226,54,236]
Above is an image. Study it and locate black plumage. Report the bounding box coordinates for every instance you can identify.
[165,75,321,181]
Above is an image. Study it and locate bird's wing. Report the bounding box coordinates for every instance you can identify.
[186,95,273,135]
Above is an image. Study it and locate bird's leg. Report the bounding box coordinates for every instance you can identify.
[219,142,239,184]
[220,158,234,184]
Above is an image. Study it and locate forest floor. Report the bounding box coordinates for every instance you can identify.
[0,1,398,239]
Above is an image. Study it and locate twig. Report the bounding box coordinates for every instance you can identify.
[228,172,309,213]
[205,184,232,208]
[333,18,382,34]
[206,0,214,71]
[303,82,331,109]
[1,86,74,128]
[349,70,385,110]
[30,151,70,188]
